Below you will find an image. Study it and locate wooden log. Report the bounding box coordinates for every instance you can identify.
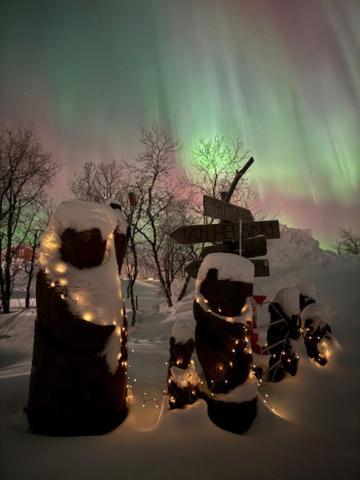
[198,268,253,318]
[194,302,251,393]
[206,397,257,435]
[60,228,106,269]
[26,225,128,436]
[194,302,257,433]
[167,337,198,409]
[265,302,300,383]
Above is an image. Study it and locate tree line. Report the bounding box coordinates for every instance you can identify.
[1,125,358,319]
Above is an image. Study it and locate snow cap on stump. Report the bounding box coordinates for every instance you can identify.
[301,303,332,326]
[53,200,127,238]
[295,280,316,300]
[196,253,254,288]
[273,287,300,317]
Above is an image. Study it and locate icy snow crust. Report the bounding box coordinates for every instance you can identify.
[38,200,127,373]
[197,253,254,284]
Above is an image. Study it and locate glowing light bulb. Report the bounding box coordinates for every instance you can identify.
[83,312,93,322]
[240,304,249,315]
[55,262,67,274]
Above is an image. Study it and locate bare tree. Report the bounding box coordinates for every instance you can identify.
[69,159,124,203]
[134,127,182,307]
[335,228,360,255]
[187,135,263,218]
[0,126,59,313]
[23,200,54,308]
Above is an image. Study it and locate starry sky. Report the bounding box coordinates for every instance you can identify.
[1,0,359,248]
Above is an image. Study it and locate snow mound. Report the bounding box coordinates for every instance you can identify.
[171,318,195,343]
[273,287,300,316]
[215,371,258,403]
[197,253,254,285]
[267,225,338,265]
[295,280,316,299]
[301,303,332,326]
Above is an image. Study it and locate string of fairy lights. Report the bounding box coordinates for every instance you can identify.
[40,226,330,419]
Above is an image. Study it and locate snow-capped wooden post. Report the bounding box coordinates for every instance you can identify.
[266,287,301,382]
[193,253,258,434]
[167,319,199,409]
[26,200,129,435]
[296,282,332,366]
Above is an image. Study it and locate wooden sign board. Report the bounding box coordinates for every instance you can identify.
[185,257,269,279]
[170,221,279,245]
[203,195,254,223]
[250,258,269,277]
[201,235,267,259]
[242,221,280,239]
[242,235,267,258]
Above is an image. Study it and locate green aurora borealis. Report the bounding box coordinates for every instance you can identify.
[0,0,359,248]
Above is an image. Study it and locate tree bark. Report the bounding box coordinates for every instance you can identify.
[25,230,38,309]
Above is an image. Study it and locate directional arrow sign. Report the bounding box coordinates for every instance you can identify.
[185,258,269,278]
[170,221,279,245]
[242,221,280,239]
[203,195,254,223]
[200,235,267,258]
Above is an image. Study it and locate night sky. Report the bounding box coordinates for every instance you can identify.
[1,0,359,248]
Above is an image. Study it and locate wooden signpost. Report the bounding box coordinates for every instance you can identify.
[169,157,280,278]
[169,221,279,245]
[200,235,267,258]
[203,195,254,223]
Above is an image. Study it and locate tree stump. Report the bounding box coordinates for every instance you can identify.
[193,254,258,434]
[26,201,128,435]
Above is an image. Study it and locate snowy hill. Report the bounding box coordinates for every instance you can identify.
[0,256,359,480]
[267,225,338,265]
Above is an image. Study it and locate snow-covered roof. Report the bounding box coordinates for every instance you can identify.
[197,253,254,286]
[53,200,127,238]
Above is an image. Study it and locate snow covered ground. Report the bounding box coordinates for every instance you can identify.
[0,257,359,480]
